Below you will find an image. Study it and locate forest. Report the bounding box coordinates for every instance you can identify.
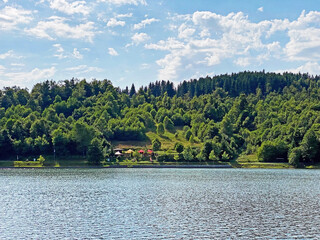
[1,71,320,167]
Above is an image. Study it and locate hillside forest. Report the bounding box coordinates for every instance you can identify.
[1,71,320,167]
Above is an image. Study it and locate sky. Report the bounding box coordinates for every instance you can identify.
[1,0,320,90]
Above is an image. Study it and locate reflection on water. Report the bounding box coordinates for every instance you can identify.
[0,168,319,239]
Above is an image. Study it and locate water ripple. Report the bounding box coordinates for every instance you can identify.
[0,168,319,239]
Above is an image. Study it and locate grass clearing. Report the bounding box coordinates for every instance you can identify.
[111,128,201,151]
[232,154,292,168]
[14,161,43,167]
[0,161,14,167]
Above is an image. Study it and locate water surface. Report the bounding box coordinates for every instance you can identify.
[0,168,319,239]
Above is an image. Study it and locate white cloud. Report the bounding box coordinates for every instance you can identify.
[200,29,210,37]
[277,62,320,75]
[1,67,56,87]
[26,16,96,42]
[3,0,8,3]
[0,50,22,59]
[0,50,14,59]
[73,48,83,59]
[10,63,25,67]
[133,18,159,30]
[53,43,67,59]
[178,23,195,39]
[116,13,133,18]
[107,18,125,27]
[97,0,146,6]
[53,43,64,53]
[0,6,33,30]
[147,10,287,80]
[151,10,320,80]
[145,38,184,51]
[258,7,263,12]
[284,11,320,61]
[47,0,91,15]
[140,63,150,69]
[131,32,150,45]
[156,54,181,80]
[66,64,103,74]
[205,54,220,66]
[108,48,118,56]
[234,57,250,67]
[53,44,83,59]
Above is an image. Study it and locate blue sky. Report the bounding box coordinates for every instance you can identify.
[1,0,320,89]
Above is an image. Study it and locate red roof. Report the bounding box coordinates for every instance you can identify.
[138,150,145,153]
[147,149,153,153]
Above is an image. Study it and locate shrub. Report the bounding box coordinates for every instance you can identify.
[157,153,175,162]
[163,116,175,132]
[288,147,302,167]
[185,129,192,140]
[152,138,161,151]
[257,141,288,162]
[174,142,184,153]
[157,123,165,135]
[37,155,45,163]
[182,146,194,162]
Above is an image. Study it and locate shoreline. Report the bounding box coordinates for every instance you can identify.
[0,164,232,169]
[107,164,232,168]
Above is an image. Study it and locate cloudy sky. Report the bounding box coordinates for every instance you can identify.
[1,0,320,89]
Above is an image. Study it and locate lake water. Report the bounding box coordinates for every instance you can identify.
[0,168,320,239]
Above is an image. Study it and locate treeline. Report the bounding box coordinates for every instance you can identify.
[1,71,320,167]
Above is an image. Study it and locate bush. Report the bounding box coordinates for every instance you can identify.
[257,141,288,162]
[163,116,175,132]
[185,129,192,140]
[152,138,161,151]
[37,155,45,163]
[174,153,184,161]
[209,150,218,161]
[288,147,302,167]
[182,146,194,161]
[174,142,184,153]
[157,153,175,162]
[221,151,230,161]
[157,123,165,135]
[87,138,103,165]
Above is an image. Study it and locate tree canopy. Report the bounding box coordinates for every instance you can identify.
[1,71,320,166]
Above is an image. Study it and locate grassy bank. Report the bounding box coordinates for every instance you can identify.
[231,154,293,169]
[0,154,299,169]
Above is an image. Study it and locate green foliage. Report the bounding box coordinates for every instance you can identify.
[209,150,218,161]
[300,130,319,164]
[1,72,320,166]
[157,123,165,135]
[189,134,195,143]
[257,141,288,162]
[152,138,161,151]
[202,141,213,160]
[71,121,96,155]
[87,138,103,165]
[163,116,175,132]
[157,153,175,162]
[132,151,141,161]
[174,142,184,153]
[182,146,194,161]
[221,151,230,161]
[185,129,192,141]
[37,155,45,163]
[52,128,69,155]
[288,147,301,167]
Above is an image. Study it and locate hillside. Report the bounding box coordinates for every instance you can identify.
[1,71,320,167]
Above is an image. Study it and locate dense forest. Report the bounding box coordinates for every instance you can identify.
[1,71,320,167]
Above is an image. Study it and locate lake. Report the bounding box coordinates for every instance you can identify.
[0,168,319,239]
